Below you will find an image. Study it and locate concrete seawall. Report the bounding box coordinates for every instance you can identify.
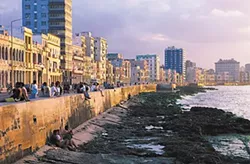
[0,84,156,164]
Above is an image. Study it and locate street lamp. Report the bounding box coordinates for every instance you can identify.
[10,18,22,87]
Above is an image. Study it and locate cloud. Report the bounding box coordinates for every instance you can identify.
[238,26,250,34]
[211,8,244,17]
[180,14,190,20]
[140,34,170,42]
[2,0,250,68]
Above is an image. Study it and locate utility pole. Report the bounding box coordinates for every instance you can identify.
[10,18,22,87]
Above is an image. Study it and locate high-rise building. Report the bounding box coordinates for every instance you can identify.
[185,60,196,71]
[94,37,108,83]
[245,64,250,73]
[81,32,95,60]
[136,54,160,82]
[48,0,73,82]
[215,59,240,82]
[107,53,123,60]
[127,59,149,84]
[80,32,95,81]
[22,0,49,34]
[165,46,185,77]
[22,0,73,83]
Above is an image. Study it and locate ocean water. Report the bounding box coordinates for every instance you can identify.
[179,86,250,159]
[179,86,250,120]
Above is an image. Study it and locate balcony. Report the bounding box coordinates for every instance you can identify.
[52,68,58,72]
[26,63,32,68]
[73,69,83,74]
[0,60,8,66]
[73,55,83,61]
[25,44,32,50]
[43,46,49,52]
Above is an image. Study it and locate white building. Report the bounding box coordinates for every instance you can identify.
[81,32,94,60]
[136,54,160,82]
[215,59,240,82]
[76,32,96,81]
[216,72,231,83]
[94,37,108,83]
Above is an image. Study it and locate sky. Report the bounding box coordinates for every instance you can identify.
[1,0,250,68]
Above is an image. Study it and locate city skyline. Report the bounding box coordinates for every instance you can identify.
[1,0,250,68]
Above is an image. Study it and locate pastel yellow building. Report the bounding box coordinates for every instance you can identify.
[94,37,108,84]
[72,44,84,84]
[41,33,62,84]
[83,55,93,83]
[123,60,131,85]
[106,60,114,84]
[0,26,62,89]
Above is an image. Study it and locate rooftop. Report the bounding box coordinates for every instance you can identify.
[165,46,183,51]
[215,59,240,64]
[136,54,158,58]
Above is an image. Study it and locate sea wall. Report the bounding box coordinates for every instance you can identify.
[0,84,156,163]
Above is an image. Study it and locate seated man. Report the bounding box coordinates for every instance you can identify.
[20,82,30,101]
[40,82,51,97]
[61,125,77,150]
[0,83,26,102]
[50,129,69,149]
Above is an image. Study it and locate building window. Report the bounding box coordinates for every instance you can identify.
[26,21,31,26]
[41,21,47,26]
[34,5,37,10]
[41,29,47,34]
[41,13,46,18]
[34,14,37,19]
[25,5,30,9]
[25,13,30,19]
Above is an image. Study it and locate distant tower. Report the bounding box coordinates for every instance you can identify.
[164,46,185,77]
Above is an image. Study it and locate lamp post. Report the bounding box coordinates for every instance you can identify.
[10,18,22,87]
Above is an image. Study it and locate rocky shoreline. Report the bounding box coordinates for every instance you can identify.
[19,87,250,164]
[80,90,250,164]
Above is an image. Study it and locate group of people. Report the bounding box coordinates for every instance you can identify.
[75,82,104,99]
[0,80,65,103]
[50,125,77,151]
[0,82,30,102]
[40,81,63,98]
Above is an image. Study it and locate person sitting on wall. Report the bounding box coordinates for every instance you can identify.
[83,83,91,100]
[30,80,38,99]
[63,83,70,94]
[91,82,97,92]
[51,82,56,97]
[20,82,30,101]
[96,83,104,97]
[55,81,63,96]
[54,81,61,97]
[0,82,25,102]
[41,82,46,96]
[77,82,84,93]
[40,82,51,97]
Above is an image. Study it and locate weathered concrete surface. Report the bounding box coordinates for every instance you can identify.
[15,105,129,164]
[22,148,174,164]
[0,84,156,163]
